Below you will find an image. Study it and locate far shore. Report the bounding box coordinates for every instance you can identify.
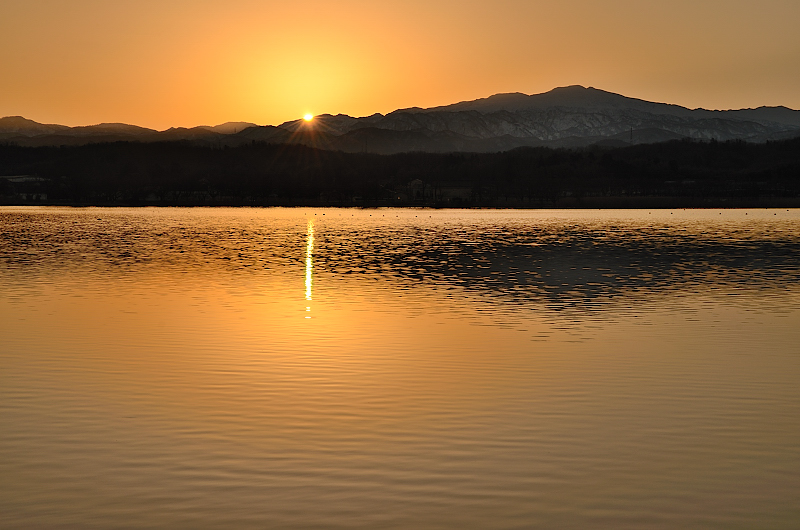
[3,196,800,209]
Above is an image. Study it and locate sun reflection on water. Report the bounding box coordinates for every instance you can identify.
[305,219,314,316]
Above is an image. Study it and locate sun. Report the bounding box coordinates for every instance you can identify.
[303,113,314,122]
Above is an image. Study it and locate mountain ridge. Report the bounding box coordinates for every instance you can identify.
[3,86,800,153]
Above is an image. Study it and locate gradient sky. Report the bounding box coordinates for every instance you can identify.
[2,0,799,129]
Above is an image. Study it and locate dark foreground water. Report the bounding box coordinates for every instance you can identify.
[1,207,799,529]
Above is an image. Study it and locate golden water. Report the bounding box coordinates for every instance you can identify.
[1,207,799,528]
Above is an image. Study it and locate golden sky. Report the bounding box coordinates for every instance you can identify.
[2,0,799,129]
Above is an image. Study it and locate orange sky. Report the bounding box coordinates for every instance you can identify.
[2,0,799,130]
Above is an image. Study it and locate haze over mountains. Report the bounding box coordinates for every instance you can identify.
[3,86,800,154]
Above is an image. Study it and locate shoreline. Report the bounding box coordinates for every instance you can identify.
[3,196,800,209]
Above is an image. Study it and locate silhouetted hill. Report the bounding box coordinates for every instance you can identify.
[0,116,70,136]
[723,107,800,128]
[69,123,157,136]
[154,127,223,141]
[198,122,257,134]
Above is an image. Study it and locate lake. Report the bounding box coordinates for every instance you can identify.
[1,207,799,529]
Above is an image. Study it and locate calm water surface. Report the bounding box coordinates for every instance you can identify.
[1,207,799,529]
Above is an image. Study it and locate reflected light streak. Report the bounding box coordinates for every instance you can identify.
[305,220,314,314]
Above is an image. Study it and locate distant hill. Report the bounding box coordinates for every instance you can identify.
[0,116,70,137]
[198,122,258,134]
[3,86,800,152]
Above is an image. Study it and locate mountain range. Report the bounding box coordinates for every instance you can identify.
[3,86,800,154]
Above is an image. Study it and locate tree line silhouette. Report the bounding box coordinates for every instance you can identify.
[1,136,799,207]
